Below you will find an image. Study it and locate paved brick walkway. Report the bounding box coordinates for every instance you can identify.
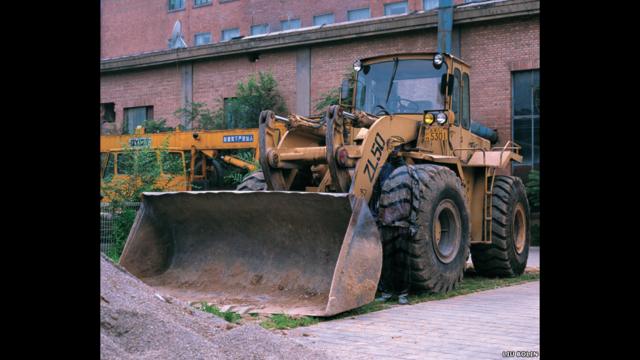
[291,281,540,360]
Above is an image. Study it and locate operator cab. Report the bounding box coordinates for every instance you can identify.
[347,53,471,131]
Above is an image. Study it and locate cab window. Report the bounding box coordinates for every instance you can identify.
[116,152,133,175]
[462,72,470,129]
[452,68,461,125]
[161,152,184,175]
[116,151,157,175]
[102,153,114,179]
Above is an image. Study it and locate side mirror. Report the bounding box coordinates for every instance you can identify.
[339,79,351,107]
[448,76,455,97]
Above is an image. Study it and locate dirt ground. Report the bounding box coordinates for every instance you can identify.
[100,254,332,360]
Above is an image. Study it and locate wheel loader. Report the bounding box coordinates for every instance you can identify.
[118,51,530,316]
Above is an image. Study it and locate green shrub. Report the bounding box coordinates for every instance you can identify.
[141,118,172,133]
[107,208,137,262]
[313,69,356,113]
[530,223,540,246]
[213,71,288,129]
[314,88,340,112]
[101,138,184,261]
[174,102,224,130]
[176,73,287,130]
[525,170,540,212]
[223,150,260,186]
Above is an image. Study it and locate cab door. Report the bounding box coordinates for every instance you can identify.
[450,64,475,160]
[449,66,464,154]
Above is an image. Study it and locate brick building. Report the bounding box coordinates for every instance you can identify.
[100,0,540,177]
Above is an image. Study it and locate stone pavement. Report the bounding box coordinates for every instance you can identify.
[291,281,540,359]
[527,246,540,269]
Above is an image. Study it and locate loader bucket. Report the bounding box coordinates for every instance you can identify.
[118,191,382,316]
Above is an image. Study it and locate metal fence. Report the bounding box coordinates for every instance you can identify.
[100,202,141,255]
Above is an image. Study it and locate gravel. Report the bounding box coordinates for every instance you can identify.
[100,254,332,360]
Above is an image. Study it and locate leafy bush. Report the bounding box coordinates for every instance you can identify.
[141,118,172,133]
[213,71,287,129]
[223,150,260,186]
[313,69,356,113]
[525,170,540,212]
[175,73,287,130]
[174,102,223,130]
[107,208,137,262]
[530,223,540,246]
[314,88,340,112]
[101,139,185,260]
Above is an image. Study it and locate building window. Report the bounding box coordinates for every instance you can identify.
[221,28,240,42]
[100,103,115,123]
[251,24,269,36]
[347,8,370,21]
[313,13,334,26]
[423,0,438,11]
[384,1,408,16]
[281,19,301,31]
[168,0,185,11]
[124,106,153,135]
[194,32,212,46]
[194,0,211,7]
[511,69,540,179]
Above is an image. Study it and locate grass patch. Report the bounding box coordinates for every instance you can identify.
[260,314,319,330]
[198,303,242,323]
[409,271,540,304]
[260,271,540,330]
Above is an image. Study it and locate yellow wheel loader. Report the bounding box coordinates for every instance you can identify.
[119,52,530,316]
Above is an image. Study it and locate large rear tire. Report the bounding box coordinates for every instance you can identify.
[378,164,470,293]
[236,170,267,191]
[471,176,530,277]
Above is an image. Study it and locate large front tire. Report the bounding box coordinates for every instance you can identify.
[471,176,530,277]
[378,164,470,293]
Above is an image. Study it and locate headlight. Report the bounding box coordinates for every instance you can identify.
[436,112,447,125]
[353,59,362,72]
[433,54,444,69]
[424,113,435,125]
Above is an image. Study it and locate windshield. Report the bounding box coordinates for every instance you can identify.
[354,59,447,115]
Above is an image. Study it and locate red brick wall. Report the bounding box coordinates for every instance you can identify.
[100,66,183,131]
[192,48,298,118]
[101,0,464,59]
[101,13,539,169]
[461,15,540,148]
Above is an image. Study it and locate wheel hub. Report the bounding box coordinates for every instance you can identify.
[513,203,527,254]
[432,199,462,264]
